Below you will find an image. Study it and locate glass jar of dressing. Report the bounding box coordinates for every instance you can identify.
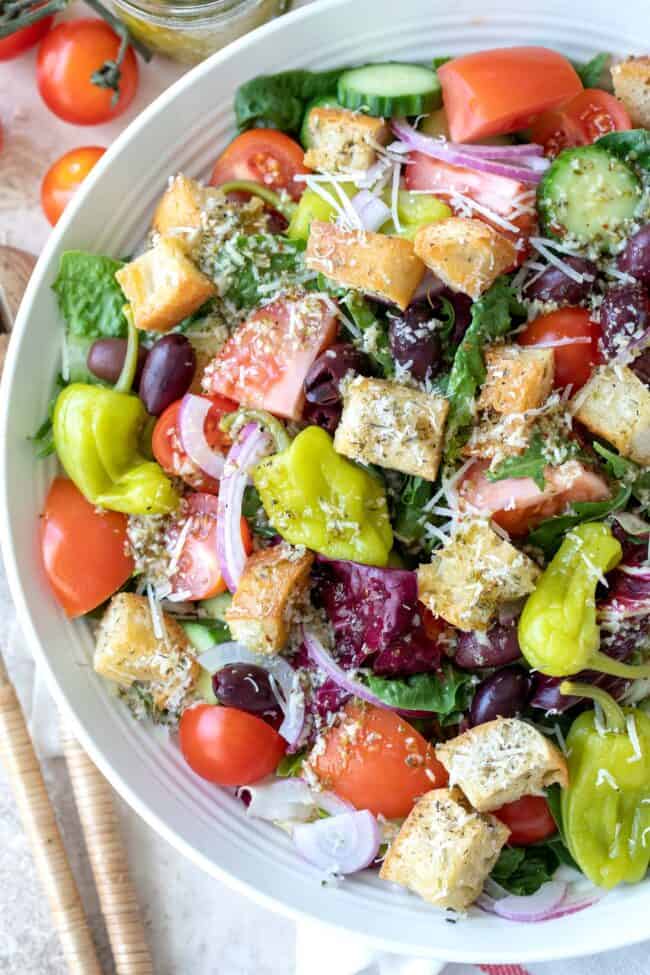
[112,0,290,64]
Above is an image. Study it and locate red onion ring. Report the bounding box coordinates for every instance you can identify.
[477,880,567,922]
[178,394,226,480]
[391,119,549,184]
[216,422,272,593]
[292,809,381,874]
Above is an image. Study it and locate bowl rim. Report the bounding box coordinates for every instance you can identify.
[2,0,650,961]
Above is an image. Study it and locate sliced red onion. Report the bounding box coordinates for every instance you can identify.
[242,777,315,823]
[316,792,355,816]
[292,809,381,874]
[477,880,567,922]
[216,422,272,593]
[198,641,305,747]
[178,394,226,480]
[302,627,431,717]
[392,119,549,184]
[350,189,391,232]
[302,627,391,711]
[450,142,544,159]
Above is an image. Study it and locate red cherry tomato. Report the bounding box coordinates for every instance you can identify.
[179,704,286,786]
[152,395,237,493]
[210,130,309,203]
[494,795,557,845]
[37,20,138,125]
[168,492,251,601]
[41,146,105,225]
[40,477,134,617]
[519,307,602,390]
[313,702,447,819]
[531,89,632,157]
[0,14,53,60]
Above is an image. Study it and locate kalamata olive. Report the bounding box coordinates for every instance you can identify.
[455,622,521,670]
[470,666,532,726]
[304,343,371,405]
[599,282,649,358]
[212,663,279,714]
[302,400,341,434]
[442,289,473,345]
[139,334,196,416]
[617,225,650,286]
[87,338,147,387]
[389,302,442,381]
[524,256,597,305]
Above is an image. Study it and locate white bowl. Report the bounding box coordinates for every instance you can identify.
[1,0,648,961]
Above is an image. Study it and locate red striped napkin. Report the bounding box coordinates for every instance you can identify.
[480,966,532,975]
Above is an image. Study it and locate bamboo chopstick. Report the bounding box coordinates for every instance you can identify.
[0,653,103,975]
[60,723,154,975]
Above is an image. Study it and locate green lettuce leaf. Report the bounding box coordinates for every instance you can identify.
[487,433,547,491]
[444,278,524,458]
[365,663,475,722]
[527,483,631,557]
[235,68,346,133]
[52,251,127,339]
[276,751,306,777]
[574,52,610,89]
[597,129,650,172]
[594,442,650,506]
[491,843,561,896]
[207,234,312,311]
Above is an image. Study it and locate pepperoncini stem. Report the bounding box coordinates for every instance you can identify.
[221,408,290,452]
[216,180,297,221]
[588,651,650,682]
[114,307,139,394]
[559,681,626,732]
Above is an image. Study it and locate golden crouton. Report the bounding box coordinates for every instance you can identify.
[571,364,650,465]
[462,412,533,462]
[226,545,314,654]
[417,518,540,631]
[414,217,517,300]
[478,345,555,415]
[379,787,510,911]
[152,174,205,237]
[612,58,650,128]
[334,376,449,481]
[306,221,425,310]
[94,593,199,713]
[436,718,568,813]
[116,236,216,333]
[303,107,390,173]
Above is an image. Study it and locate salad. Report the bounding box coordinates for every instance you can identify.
[37,45,650,920]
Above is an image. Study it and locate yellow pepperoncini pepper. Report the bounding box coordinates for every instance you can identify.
[53,384,179,515]
[559,682,650,889]
[252,425,393,566]
[519,522,650,680]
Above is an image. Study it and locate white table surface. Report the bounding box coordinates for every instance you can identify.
[1,16,648,975]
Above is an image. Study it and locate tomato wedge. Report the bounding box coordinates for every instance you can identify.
[531,89,632,156]
[180,704,286,786]
[41,477,134,617]
[210,130,310,203]
[438,47,582,142]
[152,395,236,493]
[313,702,447,819]
[168,493,252,601]
[203,295,337,421]
[494,796,557,845]
[405,153,535,253]
[519,307,602,390]
[458,459,611,537]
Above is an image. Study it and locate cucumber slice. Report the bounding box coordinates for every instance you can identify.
[337,63,442,117]
[196,667,218,705]
[300,93,340,149]
[537,145,644,252]
[182,620,230,652]
[198,592,232,622]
